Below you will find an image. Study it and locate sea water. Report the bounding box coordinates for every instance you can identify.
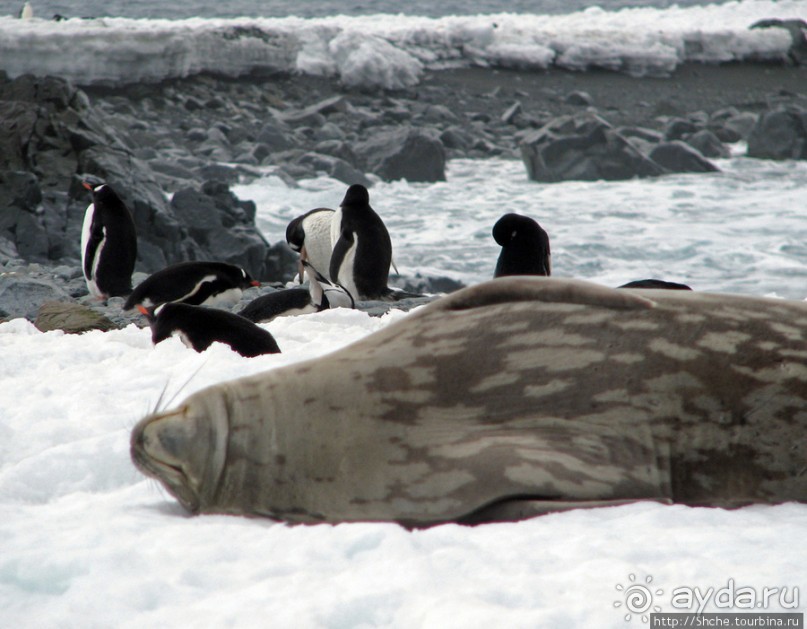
[0,0,736,20]
[237,155,807,300]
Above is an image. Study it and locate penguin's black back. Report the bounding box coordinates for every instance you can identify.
[87,185,138,297]
[150,303,280,357]
[124,261,256,310]
[330,184,392,299]
[492,213,551,278]
[238,288,314,323]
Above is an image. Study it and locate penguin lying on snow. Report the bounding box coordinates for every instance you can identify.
[330,184,399,300]
[124,261,260,311]
[239,261,355,324]
[138,303,281,357]
[81,181,138,300]
[286,208,335,283]
[492,213,551,278]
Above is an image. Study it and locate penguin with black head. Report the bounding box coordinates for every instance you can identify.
[124,261,260,311]
[329,184,394,300]
[492,213,551,278]
[138,303,281,357]
[81,180,138,300]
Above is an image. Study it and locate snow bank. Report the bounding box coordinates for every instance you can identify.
[0,0,802,88]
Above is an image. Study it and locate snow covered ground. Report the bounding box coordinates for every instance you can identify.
[1,305,805,628]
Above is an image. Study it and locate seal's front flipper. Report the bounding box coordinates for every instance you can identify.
[458,496,674,525]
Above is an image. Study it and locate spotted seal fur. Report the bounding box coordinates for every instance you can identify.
[131,277,807,526]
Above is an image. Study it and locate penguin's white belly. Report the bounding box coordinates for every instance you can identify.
[202,287,243,308]
[81,203,106,299]
[335,241,358,299]
[303,212,335,279]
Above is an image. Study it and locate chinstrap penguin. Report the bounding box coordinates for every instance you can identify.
[329,184,394,300]
[239,261,354,324]
[124,261,260,311]
[81,181,138,300]
[286,208,335,282]
[139,303,280,357]
[492,213,551,278]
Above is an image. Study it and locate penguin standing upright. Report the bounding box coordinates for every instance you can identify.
[329,184,393,300]
[139,303,280,357]
[124,261,260,311]
[286,208,335,282]
[492,213,551,278]
[81,181,138,299]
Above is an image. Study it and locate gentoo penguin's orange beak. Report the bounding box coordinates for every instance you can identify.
[136,305,150,316]
[82,181,93,191]
[250,280,261,287]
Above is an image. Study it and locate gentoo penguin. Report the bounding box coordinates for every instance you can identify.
[18,3,33,19]
[81,181,138,299]
[239,261,355,324]
[492,213,551,278]
[329,184,393,300]
[138,303,280,357]
[619,279,692,290]
[286,208,335,282]
[124,261,260,311]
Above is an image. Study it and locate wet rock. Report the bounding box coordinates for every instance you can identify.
[564,91,593,106]
[709,108,758,143]
[684,129,730,159]
[355,127,446,182]
[297,153,372,188]
[501,101,523,124]
[169,181,276,280]
[520,113,665,182]
[649,141,720,173]
[35,300,120,333]
[0,272,73,320]
[0,171,49,262]
[746,105,807,160]
[664,118,701,141]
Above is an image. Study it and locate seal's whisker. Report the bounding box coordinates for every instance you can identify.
[162,361,208,412]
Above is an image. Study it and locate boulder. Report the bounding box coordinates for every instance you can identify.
[664,118,700,141]
[709,108,758,143]
[648,141,720,173]
[519,114,665,182]
[0,272,73,320]
[169,181,279,280]
[683,130,730,159]
[296,153,372,188]
[35,300,120,333]
[355,127,446,182]
[746,106,807,160]
[0,171,49,262]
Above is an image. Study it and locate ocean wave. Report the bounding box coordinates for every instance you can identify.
[0,1,802,89]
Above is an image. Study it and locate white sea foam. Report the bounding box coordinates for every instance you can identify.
[0,0,802,88]
[236,155,807,300]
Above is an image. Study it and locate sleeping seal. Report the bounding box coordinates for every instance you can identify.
[131,277,807,527]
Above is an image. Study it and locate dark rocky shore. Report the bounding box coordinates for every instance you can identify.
[1,62,805,329]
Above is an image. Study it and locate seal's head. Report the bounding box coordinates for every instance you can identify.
[130,392,229,513]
